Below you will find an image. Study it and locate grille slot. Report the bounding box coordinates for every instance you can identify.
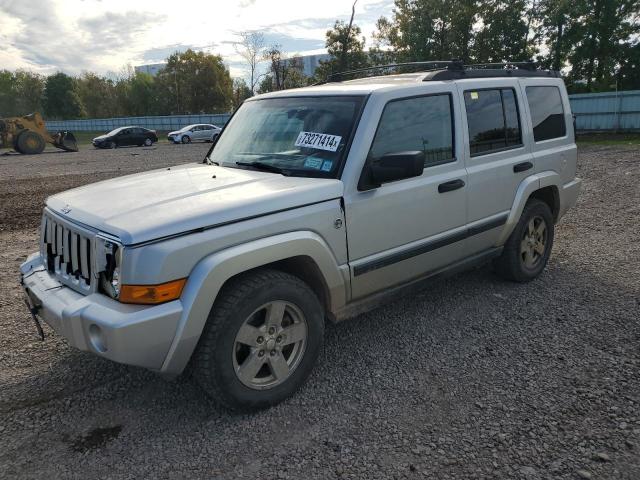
[42,212,94,293]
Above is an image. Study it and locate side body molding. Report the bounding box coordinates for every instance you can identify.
[496,171,561,246]
[160,231,347,375]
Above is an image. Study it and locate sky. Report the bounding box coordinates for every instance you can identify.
[0,0,394,79]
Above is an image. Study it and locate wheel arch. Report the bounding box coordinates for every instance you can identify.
[159,231,347,376]
[496,171,562,246]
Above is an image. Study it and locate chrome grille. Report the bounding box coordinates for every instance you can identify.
[41,211,95,293]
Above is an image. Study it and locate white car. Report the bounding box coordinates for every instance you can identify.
[168,124,221,144]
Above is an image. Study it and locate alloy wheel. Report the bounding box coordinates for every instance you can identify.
[232,301,308,390]
[520,215,547,269]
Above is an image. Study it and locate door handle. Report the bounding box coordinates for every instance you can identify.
[438,179,465,193]
[513,161,533,173]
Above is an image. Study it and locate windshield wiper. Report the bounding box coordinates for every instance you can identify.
[236,161,289,175]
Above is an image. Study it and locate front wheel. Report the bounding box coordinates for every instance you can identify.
[193,269,324,411]
[493,199,554,282]
[181,135,191,144]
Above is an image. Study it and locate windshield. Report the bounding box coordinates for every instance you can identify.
[210,95,365,177]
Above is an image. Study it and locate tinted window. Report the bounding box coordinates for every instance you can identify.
[369,94,454,167]
[464,88,522,156]
[526,86,566,141]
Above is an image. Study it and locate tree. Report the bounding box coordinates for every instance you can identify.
[77,72,117,118]
[473,0,534,62]
[236,31,265,94]
[373,0,483,63]
[232,78,252,108]
[155,49,233,114]
[13,71,45,114]
[565,0,640,91]
[314,20,369,80]
[263,45,310,91]
[43,72,84,119]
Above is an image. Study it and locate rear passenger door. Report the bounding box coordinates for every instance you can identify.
[457,81,533,255]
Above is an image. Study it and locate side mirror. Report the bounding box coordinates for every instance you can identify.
[360,151,425,190]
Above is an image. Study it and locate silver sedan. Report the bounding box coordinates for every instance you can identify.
[167,124,222,144]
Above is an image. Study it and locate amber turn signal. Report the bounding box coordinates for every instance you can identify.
[119,278,187,305]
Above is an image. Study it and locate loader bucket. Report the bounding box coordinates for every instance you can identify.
[53,131,78,152]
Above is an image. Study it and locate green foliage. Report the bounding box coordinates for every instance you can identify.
[314,20,369,80]
[156,49,233,114]
[0,70,45,117]
[374,0,639,93]
[232,78,253,108]
[43,72,85,120]
[260,46,311,93]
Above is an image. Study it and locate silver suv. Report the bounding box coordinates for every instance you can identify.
[20,62,581,410]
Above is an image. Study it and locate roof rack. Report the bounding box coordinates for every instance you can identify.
[324,60,559,83]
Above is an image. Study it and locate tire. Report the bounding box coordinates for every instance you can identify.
[16,130,45,154]
[193,269,324,411]
[212,133,219,143]
[144,138,153,146]
[493,199,554,282]
[109,141,117,149]
[181,135,191,144]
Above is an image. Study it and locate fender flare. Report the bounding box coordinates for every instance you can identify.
[159,231,346,375]
[495,171,561,245]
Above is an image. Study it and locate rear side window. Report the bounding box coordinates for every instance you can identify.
[526,86,566,141]
[369,94,454,168]
[464,88,522,156]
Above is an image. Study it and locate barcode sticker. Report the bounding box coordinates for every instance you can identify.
[295,131,342,152]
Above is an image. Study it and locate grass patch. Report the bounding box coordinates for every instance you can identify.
[577,133,640,146]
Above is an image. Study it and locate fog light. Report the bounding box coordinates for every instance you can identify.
[88,324,107,353]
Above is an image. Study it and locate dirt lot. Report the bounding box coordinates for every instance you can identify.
[0,143,639,479]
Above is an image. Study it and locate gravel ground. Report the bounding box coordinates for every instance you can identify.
[0,143,638,479]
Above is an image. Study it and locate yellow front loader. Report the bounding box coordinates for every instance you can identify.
[0,112,78,154]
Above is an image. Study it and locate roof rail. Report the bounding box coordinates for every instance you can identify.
[324,59,559,83]
[325,60,463,83]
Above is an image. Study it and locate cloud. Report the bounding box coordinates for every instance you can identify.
[0,0,164,73]
[0,0,394,76]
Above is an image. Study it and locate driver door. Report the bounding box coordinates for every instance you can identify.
[345,90,468,299]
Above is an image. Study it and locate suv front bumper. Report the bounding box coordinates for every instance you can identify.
[20,252,182,370]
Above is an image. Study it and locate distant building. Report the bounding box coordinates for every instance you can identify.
[134,63,166,76]
[284,54,331,77]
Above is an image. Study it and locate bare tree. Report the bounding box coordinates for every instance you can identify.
[236,31,265,94]
[339,0,358,72]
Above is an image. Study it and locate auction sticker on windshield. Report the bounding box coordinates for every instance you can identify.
[295,132,342,152]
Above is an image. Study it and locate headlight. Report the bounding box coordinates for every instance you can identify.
[96,236,123,300]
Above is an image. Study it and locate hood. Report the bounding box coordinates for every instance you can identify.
[46,163,344,245]
[93,134,108,141]
[168,131,179,136]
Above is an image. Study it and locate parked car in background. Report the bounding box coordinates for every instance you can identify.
[168,124,222,144]
[93,127,158,149]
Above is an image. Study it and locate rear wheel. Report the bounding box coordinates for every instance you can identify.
[193,269,324,411]
[181,135,191,144]
[493,199,554,282]
[15,130,45,154]
[143,138,153,146]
